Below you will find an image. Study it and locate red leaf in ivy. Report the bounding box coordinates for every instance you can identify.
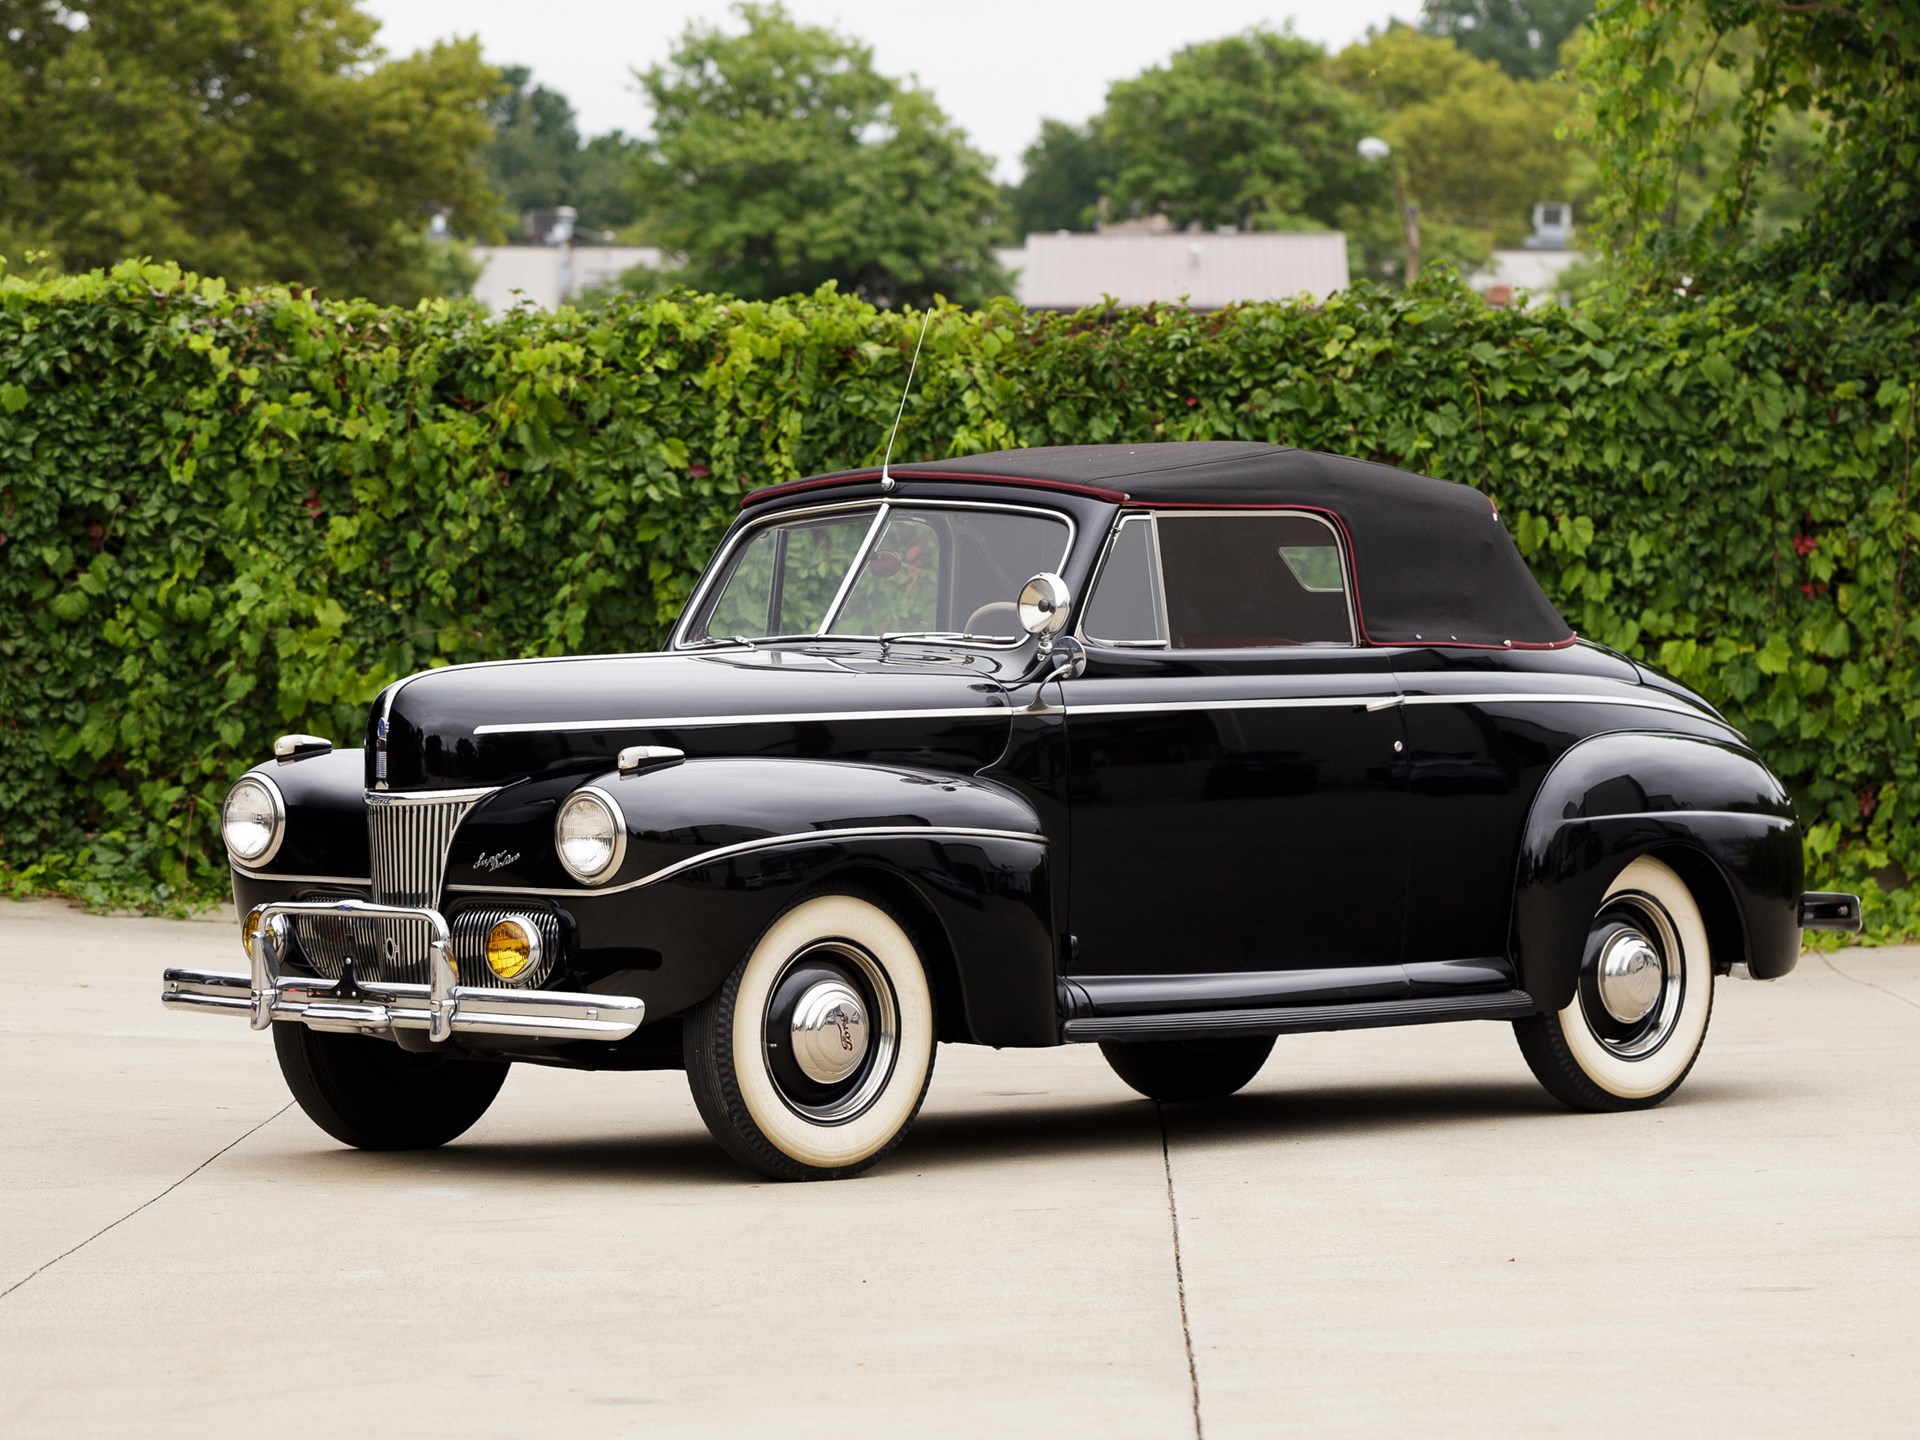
[689,463,711,479]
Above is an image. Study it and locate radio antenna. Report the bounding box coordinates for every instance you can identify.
[880,306,935,491]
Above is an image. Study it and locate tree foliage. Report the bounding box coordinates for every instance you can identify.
[631,2,1005,308]
[1005,120,1113,238]
[0,0,501,303]
[1420,0,1596,81]
[1334,27,1579,248]
[1577,0,1920,302]
[484,65,640,240]
[1101,29,1386,235]
[3,261,1915,935]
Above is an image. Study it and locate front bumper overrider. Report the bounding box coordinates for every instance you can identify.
[160,898,644,1044]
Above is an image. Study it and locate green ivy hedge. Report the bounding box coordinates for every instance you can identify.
[3,261,1915,936]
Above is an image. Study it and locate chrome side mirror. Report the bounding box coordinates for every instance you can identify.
[1018,572,1073,647]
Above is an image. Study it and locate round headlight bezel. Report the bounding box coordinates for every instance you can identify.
[555,787,627,884]
[222,774,286,866]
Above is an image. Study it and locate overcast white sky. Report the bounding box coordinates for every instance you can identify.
[362,1,1424,180]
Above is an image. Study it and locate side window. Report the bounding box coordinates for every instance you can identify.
[1156,513,1352,647]
[1082,517,1168,646]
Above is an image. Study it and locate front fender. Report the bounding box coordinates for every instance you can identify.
[228,748,370,886]
[1512,732,1803,1009]
[447,758,1058,1047]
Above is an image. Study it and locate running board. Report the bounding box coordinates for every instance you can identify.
[1062,989,1538,1042]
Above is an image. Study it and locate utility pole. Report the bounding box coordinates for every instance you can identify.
[1357,137,1420,286]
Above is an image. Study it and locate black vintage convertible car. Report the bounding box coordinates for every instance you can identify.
[163,443,1860,1179]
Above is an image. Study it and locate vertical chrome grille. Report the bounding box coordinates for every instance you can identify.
[366,790,490,907]
[291,788,494,985]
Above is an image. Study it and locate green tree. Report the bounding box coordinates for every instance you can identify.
[1005,119,1113,237]
[632,3,1005,307]
[484,65,640,239]
[1576,0,1920,301]
[1334,27,1579,246]
[1419,1,1596,81]
[1100,29,1387,235]
[0,0,501,303]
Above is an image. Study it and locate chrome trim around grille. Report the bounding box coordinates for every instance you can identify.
[338,786,497,983]
[366,786,497,906]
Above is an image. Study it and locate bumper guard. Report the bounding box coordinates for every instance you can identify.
[161,898,644,1044]
[1799,891,1864,933]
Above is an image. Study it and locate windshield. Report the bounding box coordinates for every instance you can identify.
[687,504,1072,645]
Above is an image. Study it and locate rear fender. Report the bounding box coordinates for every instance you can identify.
[1512,732,1803,1009]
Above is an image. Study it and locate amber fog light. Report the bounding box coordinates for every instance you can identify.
[239,907,286,960]
[485,919,540,982]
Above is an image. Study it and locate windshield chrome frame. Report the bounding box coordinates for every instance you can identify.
[672,497,1080,652]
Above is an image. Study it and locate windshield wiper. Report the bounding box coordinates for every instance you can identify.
[880,630,1018,644]
[683,634,757,649]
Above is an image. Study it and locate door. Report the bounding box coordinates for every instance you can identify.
[1061,511,1411,1000]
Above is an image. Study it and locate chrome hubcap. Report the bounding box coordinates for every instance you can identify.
[790,980,870,1084]
[763,942,899,1125]
[1579,893,1686,1059]
[1596,931,1662,1023]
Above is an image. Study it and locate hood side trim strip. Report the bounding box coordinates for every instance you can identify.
[446,825,1046,898]
[473,704,1010,736]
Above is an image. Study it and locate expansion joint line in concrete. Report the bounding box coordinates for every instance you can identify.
[0,1103,292,1303]
[1821,954,1920,1013]
[1158,1103,1204,1440]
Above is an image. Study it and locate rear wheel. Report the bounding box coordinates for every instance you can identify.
[272,1023,509,1150]
[684,891,938,1181]
[1100,1034,1276,1102]
[1513,855,1715,1112]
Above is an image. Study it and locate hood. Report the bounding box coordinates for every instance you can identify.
[368,648,1017,791]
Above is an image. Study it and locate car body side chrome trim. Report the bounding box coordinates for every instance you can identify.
[1397,691,1710,715]
[1062,989,1537,1041]
[473,704,1010,736]
[446,825,1047,899]
[471,689,1711,736]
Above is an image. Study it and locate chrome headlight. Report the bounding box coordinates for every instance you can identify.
[221,775,285,865]
[555,787,626,884]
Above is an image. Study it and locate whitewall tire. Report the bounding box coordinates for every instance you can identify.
[1514,855,1715,1111]
[685,890,937,1180]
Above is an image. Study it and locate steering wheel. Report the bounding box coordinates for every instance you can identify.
[964,601,1021,638]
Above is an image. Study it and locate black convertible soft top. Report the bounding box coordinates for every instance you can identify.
[750,442,1574,650]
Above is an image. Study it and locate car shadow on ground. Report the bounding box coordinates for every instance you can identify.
[284,1071,1779,1187]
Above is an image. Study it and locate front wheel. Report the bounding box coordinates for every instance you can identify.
[1513,855,1715,1112]
[684,891,938,1181]
[1100,1034,1276,1102]
[273,1023,509,1149]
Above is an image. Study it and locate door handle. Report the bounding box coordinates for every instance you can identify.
[1365,696,1406,712]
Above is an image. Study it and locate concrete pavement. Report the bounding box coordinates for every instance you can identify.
[1,896,1915,1437]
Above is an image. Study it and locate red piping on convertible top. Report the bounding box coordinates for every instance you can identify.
[740,469,1130,509]
[1126,499,1576,652]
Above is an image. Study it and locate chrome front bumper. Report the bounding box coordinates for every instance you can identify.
[161,898,644,1044]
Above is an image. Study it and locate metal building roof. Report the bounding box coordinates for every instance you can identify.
[1009,231,1350,310]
